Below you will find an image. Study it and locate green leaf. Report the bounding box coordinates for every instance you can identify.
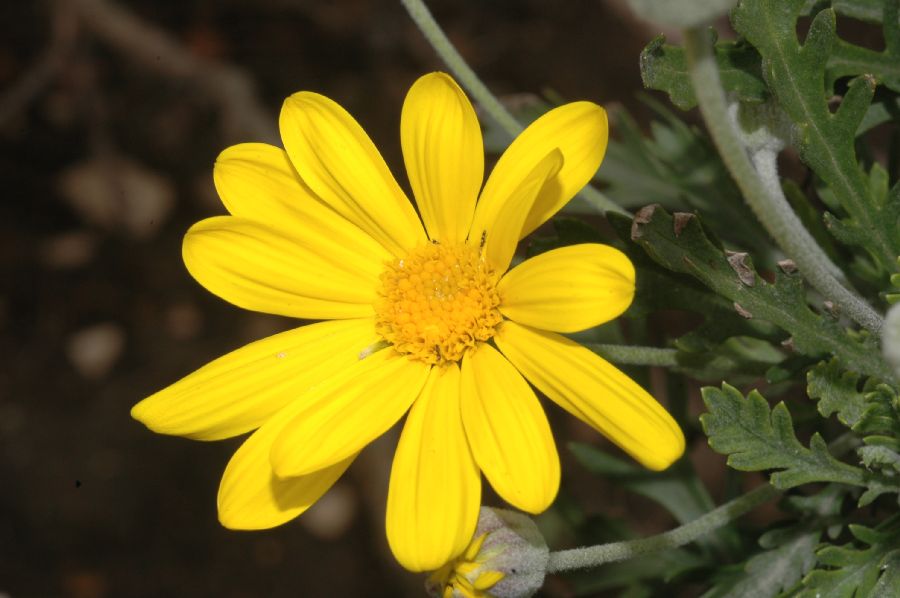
[674,335,786,383]
[799,518,900,597]
[825,0,900,93]
[629,204,892,380]
[597,101,773,258]
[702,527,821,598]
[803,0,895,24]
[640,33,767,110]
[609,210,790,382]
[569,549,707,594]
[807,358,869,426]
[858,444,900,473]
[733,0,900,277]
[701,383,871,488]
[569,443,716,525]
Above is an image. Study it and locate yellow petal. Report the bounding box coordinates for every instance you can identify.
[214,141,392,254]
[460,344,559,513]
[473,571,505,590]
[495,322,684,471]
[401,72,483,243]
[182,216,379,320]
[279,92,426,256]
[217,398,355,530]
[131,318,379,440]
[472,102,608,239]
[470,150,563,273]
[386,364,481,572]
[498,243,635,333]
[269,350,430,477]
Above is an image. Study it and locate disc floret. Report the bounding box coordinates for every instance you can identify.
[375,242,502,365]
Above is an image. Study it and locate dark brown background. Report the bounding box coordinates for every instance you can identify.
[0,1,698,596]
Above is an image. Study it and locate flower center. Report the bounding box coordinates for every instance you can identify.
[375,242,502,365]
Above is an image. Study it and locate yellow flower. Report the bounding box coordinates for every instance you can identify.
[131,72,685,572]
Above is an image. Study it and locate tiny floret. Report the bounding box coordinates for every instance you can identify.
[375,242,502,365]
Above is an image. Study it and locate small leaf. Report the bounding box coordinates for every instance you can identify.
[799,518,900,597]
[807,359,868,426]
[641,34,767,110]
[700,384,870,489]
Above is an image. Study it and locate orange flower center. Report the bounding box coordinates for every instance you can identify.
[375,242,502,365]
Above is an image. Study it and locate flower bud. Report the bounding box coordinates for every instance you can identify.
[426,507,549,598]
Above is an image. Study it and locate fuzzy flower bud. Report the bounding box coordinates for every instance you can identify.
[426,507,549,598]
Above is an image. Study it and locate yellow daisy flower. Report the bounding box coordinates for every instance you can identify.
[132,72,685,572]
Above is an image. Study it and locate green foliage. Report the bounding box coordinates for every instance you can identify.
[702,527,821,598]
[799,518,900,597]
[540,1,900,596]
[640,33,767,110]
[570,443,716,526]
[642,0,900,281]
[823,0,900,93]
[732,0,900,278]
[597,99,772,258]
[808,359,869,426]
[628,204,892,379]
[701,384,871,488]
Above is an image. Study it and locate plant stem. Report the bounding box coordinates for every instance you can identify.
[400,0,627,216]
[586,344,678,367]
[546,483,779,572]
[682,26,883,335]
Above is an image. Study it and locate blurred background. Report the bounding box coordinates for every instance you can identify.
[0,1,708,596]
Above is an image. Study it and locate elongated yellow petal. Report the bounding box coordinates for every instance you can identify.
[495,322,684,471]
[131,319,379,440]
[183,216,379,320]
[217,397,355,530]
[470,150,563,273]
[472,102,608,239]
[460,344,559,513]
[386,364,481,572]
[401,72,482,243]
[498,244,635,333]
[279,92,426,256]
[270,350,430,477]
[214,142,392,254]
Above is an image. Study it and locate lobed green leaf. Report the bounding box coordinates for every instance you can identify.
[629,204,892,379]
[701,383,870,489]
[733,0,900,278]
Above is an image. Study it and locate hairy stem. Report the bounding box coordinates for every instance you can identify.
[400,0,627,216]
[547,483,779,572]
[586,344,678,367]
[682,26,883,334]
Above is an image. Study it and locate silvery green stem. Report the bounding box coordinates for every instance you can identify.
[546,483,779,572]
[682,27,883,334]
[400,0,627,216]
[586,344,678,367]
